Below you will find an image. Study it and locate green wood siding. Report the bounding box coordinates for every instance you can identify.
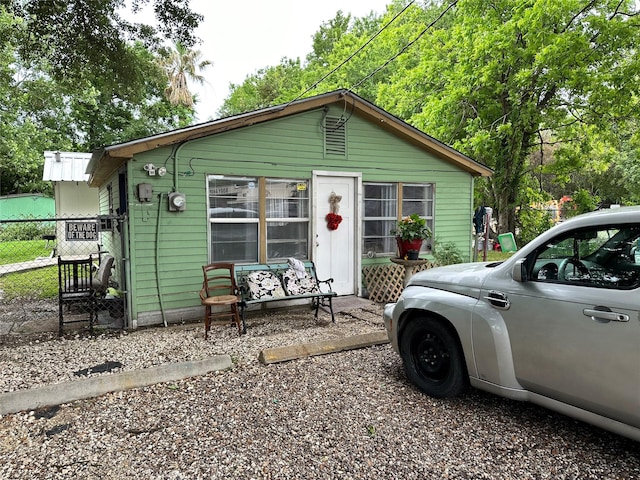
[97,178,124,292]
[124,107,474,321]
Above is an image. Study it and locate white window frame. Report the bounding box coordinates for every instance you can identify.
[362,181,435,257]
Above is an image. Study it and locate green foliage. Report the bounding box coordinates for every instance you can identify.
[7,0,202,90]
[390,214,431,241]
[0,221,51,242]
[516,207,554,247]
[221,9,387,116]
[218,58,305,117]
[432,240,465,266]
[563,189,600,218]
[376,0,640,234]
[0,5,197,195]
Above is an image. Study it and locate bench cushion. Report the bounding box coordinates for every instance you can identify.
[282,268,319,296]
[246,271,286,300]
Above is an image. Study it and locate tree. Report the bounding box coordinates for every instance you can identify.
[218,58,304,117]
[378,0,640,233]
[0,4,196,195]
[0,7,67,196]
[160,42,212,108]
[2,0,202,93]
[70,42,197,146]
[221,9,388,116]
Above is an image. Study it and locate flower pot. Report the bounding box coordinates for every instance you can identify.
[407,250,420,260]
[396,237,423,259]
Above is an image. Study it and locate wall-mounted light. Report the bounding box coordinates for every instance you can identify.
[144,163,167,177]
[54,151,61,162]
[143,163,156,176]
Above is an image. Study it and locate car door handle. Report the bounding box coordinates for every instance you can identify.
[583,307,629,323]
[484,290,510,310]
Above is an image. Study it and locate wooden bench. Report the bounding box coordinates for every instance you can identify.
[234,261,336,333]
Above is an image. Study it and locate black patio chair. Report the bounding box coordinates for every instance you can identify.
[58,255,96,336]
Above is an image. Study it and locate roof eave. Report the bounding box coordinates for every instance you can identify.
[88,90,492,186]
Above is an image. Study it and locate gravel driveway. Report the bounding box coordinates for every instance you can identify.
[1,304,639,479]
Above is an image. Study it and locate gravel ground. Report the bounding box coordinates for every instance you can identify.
[1,304,639,479]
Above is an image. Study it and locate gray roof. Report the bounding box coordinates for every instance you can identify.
[43,151,92,182]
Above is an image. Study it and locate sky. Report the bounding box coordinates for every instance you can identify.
[133,0,392,121]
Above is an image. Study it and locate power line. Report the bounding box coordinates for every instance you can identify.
[348,0,459,92]
[286,0,417,106]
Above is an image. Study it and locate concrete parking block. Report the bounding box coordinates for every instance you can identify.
[0,355,232,415]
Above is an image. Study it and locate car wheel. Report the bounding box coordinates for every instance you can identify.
[400,317,468,398]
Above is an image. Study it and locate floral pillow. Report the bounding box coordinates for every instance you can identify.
[282,268,319,296]
[246,271,286,300]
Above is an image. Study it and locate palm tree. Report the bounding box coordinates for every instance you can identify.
[160,42,212,107]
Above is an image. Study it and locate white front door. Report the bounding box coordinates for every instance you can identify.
[312,172,361,296]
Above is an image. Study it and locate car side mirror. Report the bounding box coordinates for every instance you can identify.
[512,258,528,282]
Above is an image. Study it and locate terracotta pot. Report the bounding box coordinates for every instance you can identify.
[396,237,423,259]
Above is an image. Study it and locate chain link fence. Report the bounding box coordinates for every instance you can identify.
[0,214,124,330]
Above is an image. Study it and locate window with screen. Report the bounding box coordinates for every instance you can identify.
[402,184,434,247]
[363,183,398,256]
[266,179,309,261]
[208,176,310,263]
[363,182,434,256]
[208,176,259,263]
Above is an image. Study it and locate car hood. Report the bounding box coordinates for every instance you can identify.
[407,262,499,296]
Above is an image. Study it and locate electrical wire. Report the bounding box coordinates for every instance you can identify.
[320,97,356,132]
[347,0,459,92]
[188,156,465,174]
[286,0,417,106]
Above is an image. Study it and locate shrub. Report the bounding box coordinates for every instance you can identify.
[433,240,464,266]
[516,207,554,247]
[0,218,51,241]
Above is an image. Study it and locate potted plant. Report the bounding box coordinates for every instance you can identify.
[391,214,432,259]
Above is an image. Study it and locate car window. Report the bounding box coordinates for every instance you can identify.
[531,225,640,289]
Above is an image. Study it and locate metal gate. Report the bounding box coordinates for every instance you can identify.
[0,214,125,334]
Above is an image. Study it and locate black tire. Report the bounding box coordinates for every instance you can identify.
[400,317,469,398]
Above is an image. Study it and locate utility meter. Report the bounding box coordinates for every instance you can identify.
[168,192,186,212]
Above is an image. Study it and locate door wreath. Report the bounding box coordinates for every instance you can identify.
[325,192,343,231]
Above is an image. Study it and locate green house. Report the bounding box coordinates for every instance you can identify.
[87,90,492,328]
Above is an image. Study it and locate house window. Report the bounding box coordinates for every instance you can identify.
[266,179,309,261]
[363,183,398,256]
[363,182,434,256]
[402,183,434,241]
[208,176,309,263]
[208,176,259,263]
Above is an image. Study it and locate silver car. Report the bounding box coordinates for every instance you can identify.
[384,206,640,441]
